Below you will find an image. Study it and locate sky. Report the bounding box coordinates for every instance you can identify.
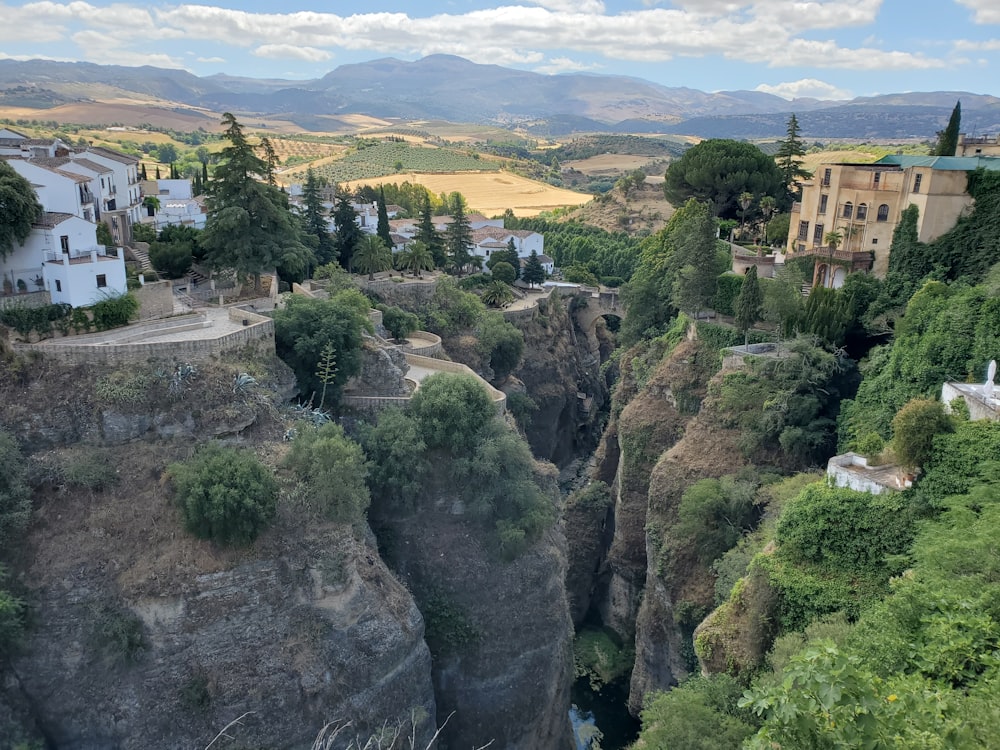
[0,0,997,100]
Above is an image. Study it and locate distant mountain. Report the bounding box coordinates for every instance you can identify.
[1,55,996,139]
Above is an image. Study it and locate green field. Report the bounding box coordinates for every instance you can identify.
[298,141,501,183]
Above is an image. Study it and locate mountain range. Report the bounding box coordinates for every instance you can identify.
[2,54,998,139]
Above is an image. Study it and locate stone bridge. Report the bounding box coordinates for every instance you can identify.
[570,286,626,330]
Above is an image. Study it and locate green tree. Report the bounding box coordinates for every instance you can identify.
[376,186,392,248]
[96,221,113,248]
[522,248,545,287]
[481,280,515,308]
[669,199,721,318]
[273,292,369,405]
[758,195,777,244]
[397,239,434,278]
[259,136,278,185]
[360,408,430,510]
[169,444,278,546]
[332,195,362,272]
[445,195,476,274]
[381,305,419,341]
[283,422,370,522]
[638,676,756,750]
[774,113,809,191]
[148,239,193,278]
[490,261,516,285]
[408,373,497,454]
[891,398,953,470]
[200,113,310,289]
[416,193,445,268]
[934,100,961,156]
[734,265,762,346]
[738,191,754,238]
[485,239,521,280]
[0,430,31,551]
[477,313,524,380]
[300,167,336,267]
[0,161,42,259]
[664,139,787,218]
[354,234,392,280]
[155,143,178,164]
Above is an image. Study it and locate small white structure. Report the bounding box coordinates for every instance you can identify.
[941,361,1000,422]
[826,452,913,495]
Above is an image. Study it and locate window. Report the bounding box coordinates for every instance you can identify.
[96,274,107,289]
[877,204,890,222]
[873,172,881,188]
[913,174,923,193]
[819,194,828,213]
[813,223,825,244]
[798,221,809,241]
[60,235,69,253]
[856,203,868,221]
[822,168,832,186]
[55,280,62,292]
[843,201,853,219]
[871,238,878,245]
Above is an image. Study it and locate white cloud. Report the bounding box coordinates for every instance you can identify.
[534,56,602,74]
[528,0,605,11]
[196,56,226,63]
[755,78,853,100]
[253,44,332,62]
[956,0,1000,24]
[954,38,1000,51]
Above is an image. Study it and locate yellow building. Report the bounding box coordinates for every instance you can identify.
[956,134,1000,157]
[787,154,1000,287]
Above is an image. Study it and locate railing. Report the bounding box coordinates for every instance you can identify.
[43,246,114,262]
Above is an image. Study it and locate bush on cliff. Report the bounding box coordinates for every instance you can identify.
[283,422,370,522]
[169,444,278,546]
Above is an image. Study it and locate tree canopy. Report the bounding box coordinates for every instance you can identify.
[663,139,787,219]
[0,161,42,260]
[934,100,961,156]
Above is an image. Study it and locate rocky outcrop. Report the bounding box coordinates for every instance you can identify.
[512,294,608,467]
[7,448,436,749]
[345,338,410,396]
[374,465,575,750]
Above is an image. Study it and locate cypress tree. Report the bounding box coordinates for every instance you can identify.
[934,101,961,156]
[302,167,336,267]
[444,196,475,274]
[376,187,392,249]
[775,114,809,192]
[332,194,362,272]
[734,266,762,347]
[417,194,445,268]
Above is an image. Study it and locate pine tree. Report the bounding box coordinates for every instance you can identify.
[445,195,475,274]
[301,168,336,267]
[332,194,362,272]
[669,199,721,318]
[199,112,311,289]
[259,137,278,185]
[934,101,961,156]
[734,266,762,347]
[376,187,392,249]
[775,114,809,192]
[417,194,445,268]
[523,248,545,288]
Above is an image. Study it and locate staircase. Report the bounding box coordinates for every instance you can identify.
[128,243,154,273]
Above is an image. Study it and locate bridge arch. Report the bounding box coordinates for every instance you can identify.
[573,288,626,332]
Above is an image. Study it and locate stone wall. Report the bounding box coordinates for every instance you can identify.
[400,331,442,357]
[133,280,174,320]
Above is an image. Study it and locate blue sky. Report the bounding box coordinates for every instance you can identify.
[0,0,997,100]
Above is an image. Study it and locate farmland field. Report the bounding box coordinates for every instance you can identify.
[564,154,668,175]
[282,141,501,183]
[341,171,592,217]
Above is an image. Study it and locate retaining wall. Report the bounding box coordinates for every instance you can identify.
[400,331,442,357]
[134,280,174,320]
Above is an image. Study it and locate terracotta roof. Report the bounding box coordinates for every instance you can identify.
[32,211,76,228]
[538,254,553,264]
[53,168,90,184]
[65,158,112,174]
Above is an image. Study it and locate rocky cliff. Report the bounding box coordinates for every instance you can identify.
[371,465,575,750]
[3,442,436,749]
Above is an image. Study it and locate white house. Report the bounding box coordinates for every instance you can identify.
[139,179,207,231]
[2,212,127,307]
[71,146,142,245]
[5,159,92,221]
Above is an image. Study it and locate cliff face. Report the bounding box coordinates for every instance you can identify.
[510,294,609,468]
[4,443,436,749]
[373,466,575,750]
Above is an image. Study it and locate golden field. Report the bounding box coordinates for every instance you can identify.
[340,171,592,217]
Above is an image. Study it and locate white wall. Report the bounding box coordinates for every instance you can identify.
[7,160,83,217]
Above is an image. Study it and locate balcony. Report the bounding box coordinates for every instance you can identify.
[44,246,119,264]
[79,188,95,205]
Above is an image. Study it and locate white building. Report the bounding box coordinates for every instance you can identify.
[70,146,142,245]
[139,179,207,231]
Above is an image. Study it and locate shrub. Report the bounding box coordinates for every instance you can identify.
[169,444,279,546]
[506,391,538,431]
[359,408,429,511]
[476,313,524,380]
[490,261,516,285]
[0,430,31,550]
[409,373,496,453]
[148,240,193,278]
[714,273,744,316]
[63,448,118,491]
[283,423,370,522]
[891,398,953,470]
[380,305,419,341]
[92,601,146,665]
[91,293,139,331]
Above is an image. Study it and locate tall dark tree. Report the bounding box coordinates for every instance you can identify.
[300,168,336,268]
[259,137,279,185]
[522,249,545,288]
[775,113,809,191]
[140,163,147,181]
[934,101,961,156]
[201,161,209,184]
[169,162,178,179]
[199,112,310,289]
[486,239,521,280]
[734,265,763,346]
[664,139,787,219]
[417,194,445,267]
[445,195,475,274]
[332,195,362,272]
[155,165,161,180]
[668,198,722,318]
[376,187,392,249]
[0,161,42,260]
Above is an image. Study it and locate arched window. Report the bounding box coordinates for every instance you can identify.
[856,203,868,220]
[877,204,889,222]
[843,201,853,219]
